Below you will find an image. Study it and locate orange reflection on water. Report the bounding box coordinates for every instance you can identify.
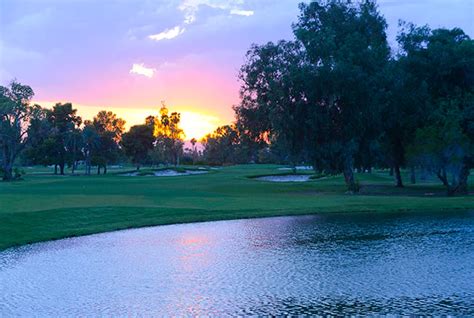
[176,233,213,271]
[170,233,216,315]
[179,235,209,247]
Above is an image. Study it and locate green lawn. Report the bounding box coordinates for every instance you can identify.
[1,164,473,250]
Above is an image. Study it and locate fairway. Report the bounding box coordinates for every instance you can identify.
[1,165,472,250]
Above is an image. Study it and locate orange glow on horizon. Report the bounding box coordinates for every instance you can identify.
[34,101,227,140]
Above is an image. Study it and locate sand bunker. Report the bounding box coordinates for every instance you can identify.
[256,175,311,182]
[121,169,208,177]
[278,166,313,171]
[153,170,208,177]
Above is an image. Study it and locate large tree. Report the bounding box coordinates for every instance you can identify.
[121,124,154,170]
[293,0,390,190]
[152,104,185,166]
[92,110,126,142]
[0,81,42,180]
[22,106,53,167]
[401,26,474,195]
[202,125,240,165]
[82,123,100,175]
[379,55,429,187]
[46,103,82,175]
[90,111,126,174]
[236,41,310,168]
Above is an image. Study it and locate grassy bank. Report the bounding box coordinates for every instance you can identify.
[1,164,473,250]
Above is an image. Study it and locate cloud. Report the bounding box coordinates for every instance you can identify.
[230,9,254,16]
[178,0,248,24]
[146,1,253,42]
[129,63,156,78]
[148,26,185,41]
[178,0,235,24]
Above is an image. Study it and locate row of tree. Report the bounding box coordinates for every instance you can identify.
[23,104,126,175]
[203,0,473,195]
[0,85,186,178]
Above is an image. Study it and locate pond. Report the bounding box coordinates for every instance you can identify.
[1,211,473,315]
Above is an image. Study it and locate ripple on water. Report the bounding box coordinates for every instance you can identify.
[1,211,474,316]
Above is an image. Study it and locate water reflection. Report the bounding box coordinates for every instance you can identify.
[1,211,473,315]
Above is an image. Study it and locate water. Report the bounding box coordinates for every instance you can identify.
[1,211,474,316]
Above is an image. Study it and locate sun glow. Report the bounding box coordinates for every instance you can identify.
[34,101,223,140]
[179,111,220,140]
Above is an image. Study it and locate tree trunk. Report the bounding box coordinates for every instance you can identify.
[54,164,58,175]
[343,166,357,192]
[394,164,403,187]
[59,163,65,175]
[87,155,91,175]
[410,166,416,184]
[420,168,428,181]
[2,164,13,181]
[456,164,470,195]
[437,168,449,187]
[447,164,470,196]
[343,153,358,192]
[97,166,101,175]
[104,165,107,174]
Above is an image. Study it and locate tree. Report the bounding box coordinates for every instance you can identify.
[294,0,390,190]
[46,103,82,175]
[22,107,53,167]
[91,111,126,174]
[379,55,429,187]
[409,104,471,195]
[202,125,240,165]
[237,41,309,168]
[189,138,199,165]
[0,80,41,180]
[121,124,154,170]
[400,26,474,194]
[152,103,185,166]
[68,127,83,174]
[92,110,126,142]
[82,123,100,175]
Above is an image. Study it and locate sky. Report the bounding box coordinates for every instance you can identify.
[1,0,473,139]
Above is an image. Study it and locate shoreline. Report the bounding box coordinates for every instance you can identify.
[2,205,472,251]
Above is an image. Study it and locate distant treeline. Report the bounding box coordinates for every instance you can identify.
[0,95,191,177]
[1,0,472,196]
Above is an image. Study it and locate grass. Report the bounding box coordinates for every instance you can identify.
[0,164,473,250]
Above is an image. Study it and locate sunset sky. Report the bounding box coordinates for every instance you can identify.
[1,0,473,139]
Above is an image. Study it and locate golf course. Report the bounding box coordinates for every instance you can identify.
[2,0,474,314]
[1,165,472,250]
